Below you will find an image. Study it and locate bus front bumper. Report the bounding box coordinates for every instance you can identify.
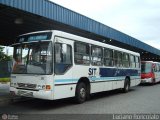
[141,78,153,83]
[10,87,54,100]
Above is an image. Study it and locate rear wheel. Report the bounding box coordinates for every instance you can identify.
[75,82,87,104]
[122,78,130,93]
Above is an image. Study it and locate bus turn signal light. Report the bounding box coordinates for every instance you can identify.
[46,85,51,90]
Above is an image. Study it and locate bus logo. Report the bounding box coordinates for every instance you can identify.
[88,68,97,76]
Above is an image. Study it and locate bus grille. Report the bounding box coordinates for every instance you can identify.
[17,83,36,89]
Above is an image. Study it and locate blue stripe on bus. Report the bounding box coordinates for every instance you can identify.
[55,68,140,84]
[100,68,140,77]
[55,79,78,83]
[55,76,140,84]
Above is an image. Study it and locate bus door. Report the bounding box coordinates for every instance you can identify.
[53,37,74,98]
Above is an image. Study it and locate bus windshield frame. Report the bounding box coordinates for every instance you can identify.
[12,41,53,75]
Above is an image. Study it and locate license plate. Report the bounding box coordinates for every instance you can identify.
[17,90,33,97]
[141,80,146,83]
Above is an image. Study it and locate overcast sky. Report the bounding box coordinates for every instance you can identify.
[50,0,160,50]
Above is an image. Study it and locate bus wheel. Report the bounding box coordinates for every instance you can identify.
[75,82,87,104]
[123,78,130,93]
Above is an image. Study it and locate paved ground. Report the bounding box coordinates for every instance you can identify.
[0,82,9,96]
[0,83,160,119]
[1,83,160,113]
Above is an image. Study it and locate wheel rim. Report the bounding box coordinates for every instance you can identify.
[80,87,86,99]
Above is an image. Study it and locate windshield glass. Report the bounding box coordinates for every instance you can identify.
[12,41,52,74]
[141,62,152,73]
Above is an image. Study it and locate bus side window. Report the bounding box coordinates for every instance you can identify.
[104,48,114,67]
[91,46,103,66]
[118,52,122,67]
[130,55,136,68]
[135,56,140,68]
[152,64,156,72]
[54,43,72,74]
[154,64,158,72]
[123,53,129,68]
[114,51,118,67]
[114,51,122,67]
[74,42,90,65]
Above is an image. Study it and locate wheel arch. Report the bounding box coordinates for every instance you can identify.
[76,77,91,96]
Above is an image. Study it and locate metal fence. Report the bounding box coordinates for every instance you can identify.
[0,61,12,78]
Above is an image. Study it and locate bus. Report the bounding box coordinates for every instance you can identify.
[141,61,160,84]
[10,30,141,103]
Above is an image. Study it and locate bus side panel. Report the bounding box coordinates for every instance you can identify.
[90,82,105,93]
[53,65,91,99]
[135,78,141,85]
[112,81,124,89]
[130,77,136,87]
[130,75,141,87]
[53,84,76,100]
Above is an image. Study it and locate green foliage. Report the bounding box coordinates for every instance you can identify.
[0,46,12,61]
[0,78,10,82]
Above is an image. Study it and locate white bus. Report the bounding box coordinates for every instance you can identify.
[10,30,141,103]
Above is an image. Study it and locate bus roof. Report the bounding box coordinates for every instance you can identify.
[18,30,140,56]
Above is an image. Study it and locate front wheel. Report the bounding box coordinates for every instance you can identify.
[75,82,87,104]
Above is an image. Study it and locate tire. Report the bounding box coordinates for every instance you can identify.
[122,78,130,93]
[75,82,87,104]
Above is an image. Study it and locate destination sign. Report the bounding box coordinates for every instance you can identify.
[16,32,52,43]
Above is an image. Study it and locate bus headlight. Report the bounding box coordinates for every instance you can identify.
[37,85,42,89]
[37,85,46,90]
[37,85,51,90]
[42,85,45,90]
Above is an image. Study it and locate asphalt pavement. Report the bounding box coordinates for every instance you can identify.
[1,83,160,120]
[0,83,160,114]
[0,82,9,96]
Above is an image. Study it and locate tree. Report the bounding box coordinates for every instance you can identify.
[0,46,12,61]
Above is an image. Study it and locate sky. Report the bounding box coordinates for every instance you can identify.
[50,0,160,50]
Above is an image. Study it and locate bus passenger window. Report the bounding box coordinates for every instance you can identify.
[74,42,90,65]
[123,53,129,68]
[135,56,140,68]
[114,51,122,67]
[91,46,103,66]
[104,48,114,66]
[130,55,136,68]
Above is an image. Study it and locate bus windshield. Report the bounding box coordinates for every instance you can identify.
[141,62,152,73]
[12,41,52,75]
